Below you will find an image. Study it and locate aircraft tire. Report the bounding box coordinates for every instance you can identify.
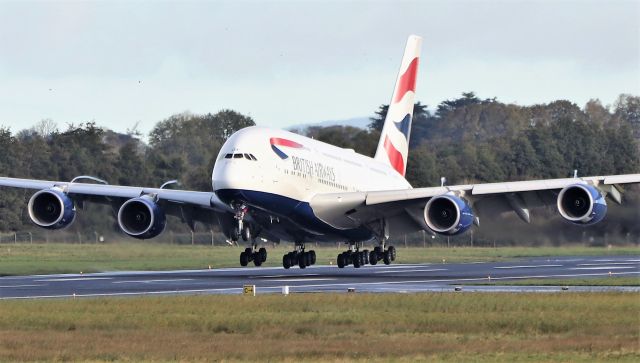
[389,246,397,261]
[337,253,346,268]
[298,255,307,269]
[253,253,262,267]
[283,254,291,269]
[309,250,316,265]
[369,250,378,265]
[353,253,361,268]
[383,251,391,265]
[240,251,249,267]
[259,247,267,263]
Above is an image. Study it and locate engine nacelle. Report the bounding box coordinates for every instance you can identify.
[557,184,607,225]
[424,194,475,235]
[117,196,166,239]
[27,188,76,229]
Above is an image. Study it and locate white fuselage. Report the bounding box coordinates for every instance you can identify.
[212,126,411,204]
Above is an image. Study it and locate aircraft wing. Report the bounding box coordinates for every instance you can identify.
[310,174,640,235]
[0,176,230,211]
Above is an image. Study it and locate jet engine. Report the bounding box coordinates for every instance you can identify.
[557,184,607,225]
[424,194,474,235]
[27,188,76,229]
[117,196,166,239]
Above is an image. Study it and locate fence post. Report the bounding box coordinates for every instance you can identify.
[14,232,17,244]
[210,229,214,246]
[29,232,32,244]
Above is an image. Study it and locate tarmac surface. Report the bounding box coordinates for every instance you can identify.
[1,255,638,299]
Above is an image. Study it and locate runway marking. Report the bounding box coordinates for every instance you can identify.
[282,271,640,290]
[269,278,336,282]
[569,266,637,271]
[371,264,434,269]
[0,284,45,288]
[577,262,639,266]
[251,274,321,279]
[494,265,563,269]
[36,277,112,282]
[374,268,448,274]
[112,279,195,284]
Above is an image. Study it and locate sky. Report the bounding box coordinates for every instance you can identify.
[0,0,638,135]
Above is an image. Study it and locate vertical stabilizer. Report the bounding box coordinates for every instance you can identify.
[373,35,421,177]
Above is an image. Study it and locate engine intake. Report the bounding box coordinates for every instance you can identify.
[117,196,166,239]
[27,188,76,229]
[557,184,607,225]
[424,194,474,235]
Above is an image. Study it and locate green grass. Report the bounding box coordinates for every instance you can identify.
[469,276,640,286]
[0,242,638,276]
[0,293,637,362]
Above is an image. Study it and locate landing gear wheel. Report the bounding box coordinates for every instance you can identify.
[253,253,262,267]
[241,225,251,242]
[388,246,396,261]
[369,250,378,265]
[304,252,312,267]
[298,253,307,269]
[337,253,346,268]
[283,254,291,269]
[383,250,391,265]
[258,247,267,263]
[353,253,361,268]
[309,250,316,265]
[240,251,249,267]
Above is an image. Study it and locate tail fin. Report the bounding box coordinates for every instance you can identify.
[373,35,422,177]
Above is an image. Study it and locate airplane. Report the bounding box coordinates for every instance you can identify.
[1,35,639,269]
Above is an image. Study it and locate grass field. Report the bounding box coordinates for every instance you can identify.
[0,242,638,276]
[0,293,637,362]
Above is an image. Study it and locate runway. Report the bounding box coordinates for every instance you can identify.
[1,255,638,299]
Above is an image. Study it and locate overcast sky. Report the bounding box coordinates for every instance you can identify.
[0,0,638,135]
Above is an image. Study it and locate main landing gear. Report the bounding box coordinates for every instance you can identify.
[336,242,396,268]
[240,244,268,267]
[282,243,317,269]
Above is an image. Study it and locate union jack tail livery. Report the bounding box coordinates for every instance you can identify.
[374,34,421,177]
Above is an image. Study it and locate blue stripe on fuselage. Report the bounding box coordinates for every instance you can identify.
[215,188,373,242]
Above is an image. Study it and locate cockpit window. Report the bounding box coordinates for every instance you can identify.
[233,154,243,159]
[224,154,232,159]
[250,154,257,161]
[244,153,252,160]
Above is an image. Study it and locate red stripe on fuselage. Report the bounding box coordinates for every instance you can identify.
[270,137,303,148]
[383,136,405,176]
[393,57,419,103]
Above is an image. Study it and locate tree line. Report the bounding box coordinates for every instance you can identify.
[0,93,639,245]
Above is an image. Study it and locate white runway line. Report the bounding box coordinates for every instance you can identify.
[577,262,639,266]
[36,277,113,282]
[269,278,336,282]
[570,266,637,271]
[0,284,45,288]
[494,265,563,269]
[374,268,448,274]
[252,273,321,278]
[112,278,195,284]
